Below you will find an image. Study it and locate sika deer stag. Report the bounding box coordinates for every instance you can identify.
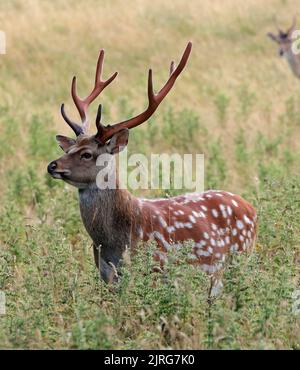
[48,42,257,295]
[268,17,300,78]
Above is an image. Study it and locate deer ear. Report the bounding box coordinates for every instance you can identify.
[106,129,129,155]
[267,32,279,43]
[56,135,76,152]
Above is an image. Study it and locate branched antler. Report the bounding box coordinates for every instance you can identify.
[61,50,118,136]
[61,42,192,142]
[95,42,192,143]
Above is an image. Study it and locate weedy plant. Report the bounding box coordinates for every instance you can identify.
[213,91,230,126]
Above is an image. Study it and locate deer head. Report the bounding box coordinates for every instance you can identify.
[47,43,192,189]
[267,17,297,57]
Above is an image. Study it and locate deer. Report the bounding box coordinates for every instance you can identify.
[267,17,300,78]
[47,42,257,296]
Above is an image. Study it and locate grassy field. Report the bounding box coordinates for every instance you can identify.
[0,0,299,349]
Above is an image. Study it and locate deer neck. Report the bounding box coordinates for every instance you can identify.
[78,183,142,265]
[284,47,300,77]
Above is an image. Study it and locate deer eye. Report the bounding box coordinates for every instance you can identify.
[80,152,93,160]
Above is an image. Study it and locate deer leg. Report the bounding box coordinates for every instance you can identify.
[100,258,118,284]
[209,269,225,299]
[93,244,119,284]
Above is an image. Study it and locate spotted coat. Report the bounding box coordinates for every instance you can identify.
[138,190,257,275]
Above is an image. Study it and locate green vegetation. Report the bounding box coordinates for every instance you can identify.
[0,0,299,349]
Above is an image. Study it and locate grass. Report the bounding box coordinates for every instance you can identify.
[0,0,299,349]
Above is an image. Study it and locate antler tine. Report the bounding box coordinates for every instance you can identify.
[287,16,297,34]
[60,103,84,136]
[95,104,104,135]
[95,42,192,143]
[274,16,283,34]
[61,49,118,136]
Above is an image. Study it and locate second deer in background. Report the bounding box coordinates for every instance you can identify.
[268,17,300,78]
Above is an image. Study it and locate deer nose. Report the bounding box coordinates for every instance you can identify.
[47,161,57,174]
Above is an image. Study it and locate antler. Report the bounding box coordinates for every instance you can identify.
[61,49,118,136]
[95,42,192,143]
[287,16,297,34]
[274,16,284,35]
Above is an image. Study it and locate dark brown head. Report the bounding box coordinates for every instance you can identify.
[48,43,192,188]
[267,17,297,57]
[48,129,129,188]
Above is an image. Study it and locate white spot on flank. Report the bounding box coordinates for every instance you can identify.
[192,210,199,218]
[211,223,218,231]
[239,235,244,242]
[196,249,210,257]
[212,209,219,218]
[218,228,225,236]
[244,215,252,224]
[158,216,168,228]
[219,204,227,218]
[232,228,237,236]
[203,232,209,239]
[151,231,171,251]
[210,239,216,246]
[227,206,232,216]
[236,220,244,230]
[231,199,239,207]
[167,226,175,233]
[174,221,184,229]
[189,215,196,223]
[201,205,207,211]
[198,240,207,247]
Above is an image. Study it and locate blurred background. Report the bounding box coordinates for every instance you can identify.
[0,0,299,193]
[0,0,299,349]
